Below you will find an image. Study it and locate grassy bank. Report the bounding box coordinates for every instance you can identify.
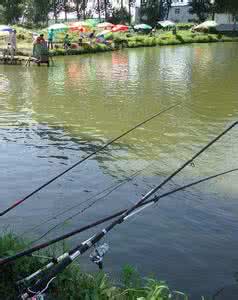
[0,233,197,299]
[1,26,238,58]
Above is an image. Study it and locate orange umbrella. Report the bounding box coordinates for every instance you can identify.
[97,22,114,29]
[69,21,92,32]
[112,24,129,32]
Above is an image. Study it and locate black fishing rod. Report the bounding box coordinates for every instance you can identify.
[1,167,237,269]
[21,162,155,244]
[19,122,238,298]
[0,103,180,217]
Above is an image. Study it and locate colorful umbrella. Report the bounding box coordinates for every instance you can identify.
[0,25,13,32]
[97,22,114,29]
[157,20,175,28]
[194,21,218,31]
[48,23,68,32]
[134,24,152,30]
[96,30,112,40]
[69,21,92,32]
[85,19,99,27]
[112,24,129,32]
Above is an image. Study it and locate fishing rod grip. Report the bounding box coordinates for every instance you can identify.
[23,256,72,297]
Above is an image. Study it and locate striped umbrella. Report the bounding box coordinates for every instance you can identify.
[0,25,13,32]
[48,23,68,32]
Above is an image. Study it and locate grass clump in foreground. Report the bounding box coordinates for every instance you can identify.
[0,233,198,300]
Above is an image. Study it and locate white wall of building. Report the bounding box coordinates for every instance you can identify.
[215,14,234,24]
[168,5,197,22]
[168,0,198,23]
[215,14,238,31]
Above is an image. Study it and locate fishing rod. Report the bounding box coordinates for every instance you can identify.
[1,167,237,269]
[18,122,238,298]
[21,162,156,244]
[0,103,180,217]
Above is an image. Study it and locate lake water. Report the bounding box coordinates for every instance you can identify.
[0,43,238,299]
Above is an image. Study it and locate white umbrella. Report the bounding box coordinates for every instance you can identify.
[194,21,218,30]
[158,20,175,28]
[48,23,68,32]
[0,25,13,32]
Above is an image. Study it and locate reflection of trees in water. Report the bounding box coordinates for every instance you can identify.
[1,44,238,177]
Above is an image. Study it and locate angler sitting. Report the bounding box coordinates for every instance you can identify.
[63,34,71,50]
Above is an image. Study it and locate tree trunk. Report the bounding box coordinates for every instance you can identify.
[76,1,80,20]
[97,0,101,21]
[121,0,123,9]
[104,0,108,20]
[233,15,237,32]
[128,2,131,25]
[83,0,86,20]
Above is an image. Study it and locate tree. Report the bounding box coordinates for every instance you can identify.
[50,0,62,22]
[109,7,130,24]
[74,0,87,20]
[63,0,70,21]
[159,0,172,20]
[189,0,212,22]
[24,0,50,26]
[0,0,24,23]
[140,0,160,27]
[215,0,238,30]
[128,0,136,25]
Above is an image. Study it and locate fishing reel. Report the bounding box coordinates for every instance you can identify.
[90,243,109,270]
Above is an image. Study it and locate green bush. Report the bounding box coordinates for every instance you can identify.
[176,23,195,30]
[0,233,210,300]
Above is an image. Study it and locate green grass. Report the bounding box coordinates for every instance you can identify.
[0,233,206,300]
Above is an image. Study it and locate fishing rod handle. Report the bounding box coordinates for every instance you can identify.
[22,256,73,298]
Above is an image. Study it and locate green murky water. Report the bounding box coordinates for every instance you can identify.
[0,43,238,298]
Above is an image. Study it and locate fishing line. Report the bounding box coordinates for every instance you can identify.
[0,103,180,217]
[1,167,237,267]
[17,122,238,297]
[33,162,208,245]
[28,162,156,245]
[20,167,238,299]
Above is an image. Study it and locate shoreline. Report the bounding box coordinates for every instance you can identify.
[8,31,238,58]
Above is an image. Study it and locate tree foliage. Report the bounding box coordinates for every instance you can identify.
[215,0,238,16]
[159,0,172,20]
[140,0,160,27]
[108,7,129,24]
[0,0,24,23]
[189,0,213,22]
[24,0,50,25]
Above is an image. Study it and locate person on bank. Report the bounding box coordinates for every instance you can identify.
[8,29,17,57]
[63,34,71,50]
[48,29,54,49]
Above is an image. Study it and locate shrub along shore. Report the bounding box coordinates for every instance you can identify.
[1,26,238,58]
[0,233,192,300]
[36,32,238,57]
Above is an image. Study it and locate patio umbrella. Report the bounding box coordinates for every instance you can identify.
[112,24,129,32]
[85,19,99,27]
[194,21,218,31]
[134,24,152,30]
[158,20,175,28]
[97,22,114,29]
[0,25,13,32]
[69,21,92,32]
[96,30,112,40]
[48,23,68,32]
